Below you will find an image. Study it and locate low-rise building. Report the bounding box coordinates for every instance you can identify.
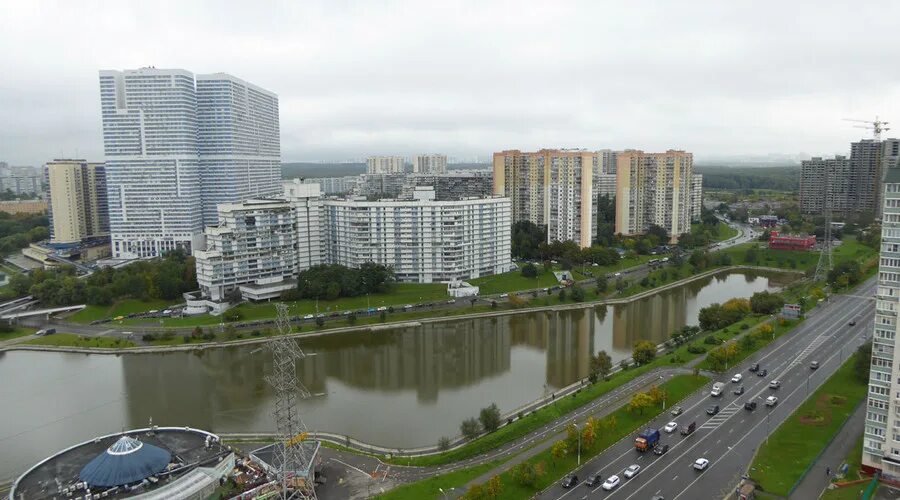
[0,200,47,214]
[399,171,493,200]
[301,175,359,195]
[768,231,815,251]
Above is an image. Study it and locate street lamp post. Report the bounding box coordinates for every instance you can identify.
[573,419,582,466]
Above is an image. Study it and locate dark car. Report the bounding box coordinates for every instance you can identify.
[849,319,857,326]
[561,475,579,488]
[733,386,745,395]
[585,472,603,487]
[707,405,720,415]
[680,422,696,436]
[653,444,670,456]
[757,369,768,377]
[749,363,759,372]
[744,401,757,411]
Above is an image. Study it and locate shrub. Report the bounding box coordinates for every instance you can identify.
[687,344,707,354]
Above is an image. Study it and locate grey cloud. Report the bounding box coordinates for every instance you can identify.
[1,0,899,165]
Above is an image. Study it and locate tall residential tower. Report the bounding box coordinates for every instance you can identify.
[615,149,693,241]
[45,159,109,244]
[492,149,596,247]
[99,67,280,258]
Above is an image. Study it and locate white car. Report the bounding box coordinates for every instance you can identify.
[693,458,709,471]
[403,304,413,309]
[601,475,621,491]
[499,293,509,298]
[731,373,742,383]
[377,306,387,311]
[766,396,779,407]
[303,314,314,320]
[623,464,641,479]
[663,421,678,433]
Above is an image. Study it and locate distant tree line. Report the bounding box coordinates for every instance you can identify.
[288,263,395,301]
[11,250,197,306]
[696,166,799,191]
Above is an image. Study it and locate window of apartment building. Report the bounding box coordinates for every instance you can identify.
[869,425,886,437]
[871,399,890,410]
[869,412,889,423]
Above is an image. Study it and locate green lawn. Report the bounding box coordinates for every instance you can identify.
[25,333,136,348]
[692,221,739,243]
[375,458,509,500]
[724,235,877,275]
[125,283,448,327]
[488,375,708,499]
[68,299,180,323]
[0,326,35,342]
[469,268,559,295]
[695,317,802,372]
[750,350,868,496]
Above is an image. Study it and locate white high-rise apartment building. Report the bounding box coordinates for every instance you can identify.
[322,189,512,283]
[195,180,321,302]
[691,174,703,221]
[99,68,280,258]
[366,156,406,174]
[197,74,281,224]
[863,164,900,477]
[413,154,448,174]
[615,149,693,241]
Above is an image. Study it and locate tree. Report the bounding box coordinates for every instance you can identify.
[750,291,785,314]
[632,340,657,365]
[570,285,585,302]
[744,245,759,264]
[379,310,387,322]
[347,312,357,325]
[591,350,613,379]
[191,326,204,338]
[315,316,325,328]
[462,484,487,500]
[565,423,580,452]
[558,289,567,302]
[828,261,862,288]
[628,392,654,415]
[856,341,872,383]
[512,462,544,487]
[486,475,503,498]
[582,416,598,449]
[460,417,482,440]
[223,308,243,322]
[438,436,451,451]
[595,275,608,293]
[225,287,243,304]
[512,221,548,259]
[479,403,502,433]
[647,385,667,406]
[521,262,538,278]
[551,440,568,465]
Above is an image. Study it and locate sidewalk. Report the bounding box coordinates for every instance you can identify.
[789,401,866,500]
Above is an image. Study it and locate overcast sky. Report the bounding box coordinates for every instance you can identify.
[1,1,898,166]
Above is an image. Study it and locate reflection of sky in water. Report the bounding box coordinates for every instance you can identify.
[0,270,790,479]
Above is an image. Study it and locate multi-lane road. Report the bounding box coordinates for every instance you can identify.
[538,278,875,500]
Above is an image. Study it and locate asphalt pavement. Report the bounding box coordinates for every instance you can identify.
[535,278,875,500]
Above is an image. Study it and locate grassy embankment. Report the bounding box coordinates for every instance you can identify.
[24,333,136,348]
[750,350,868,497]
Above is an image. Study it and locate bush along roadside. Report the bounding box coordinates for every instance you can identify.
[460,375,709,499]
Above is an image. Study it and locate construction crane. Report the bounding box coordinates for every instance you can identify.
[843,116,890,140]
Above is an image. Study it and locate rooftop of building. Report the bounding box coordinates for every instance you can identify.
[10,427,231,500]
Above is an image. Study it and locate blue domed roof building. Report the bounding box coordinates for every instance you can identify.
[78,435,172,488]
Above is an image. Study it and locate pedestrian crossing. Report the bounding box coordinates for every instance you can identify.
[785,332,831,370]
[699,405,740,429]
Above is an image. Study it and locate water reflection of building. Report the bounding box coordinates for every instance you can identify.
[544,309,595,388]
[611,284,689,353]
[300,319,512,403]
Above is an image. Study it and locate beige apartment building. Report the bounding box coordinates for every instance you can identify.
[615,150,693,241]
[45,159,109,244]
[493,149,595,247]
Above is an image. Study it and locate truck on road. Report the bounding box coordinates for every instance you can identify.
[635,428,660,451]
[710,382,725,397]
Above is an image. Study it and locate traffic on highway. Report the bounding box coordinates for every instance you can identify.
[540,278,875,500]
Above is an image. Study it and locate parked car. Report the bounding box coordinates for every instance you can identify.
[749,363,759,372]
[585,472,604,487]
[446,299,456,304]
[769,380,781,389]
[731,373,743,383]
[303,314,314,320]
[602,475,621,491]
[766,396,779,407]
[757,369,768,377]
[653,444,670,456]
[810,361,819,370]
[707,405,720,416]
[499,293,509,298]
[664,422,678,433]
[561,475,578,488]
[623,465,641,479]
[693,458,710,471]
[744,401,757,411]
[733,386,745,395]
[670,406,684,416]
